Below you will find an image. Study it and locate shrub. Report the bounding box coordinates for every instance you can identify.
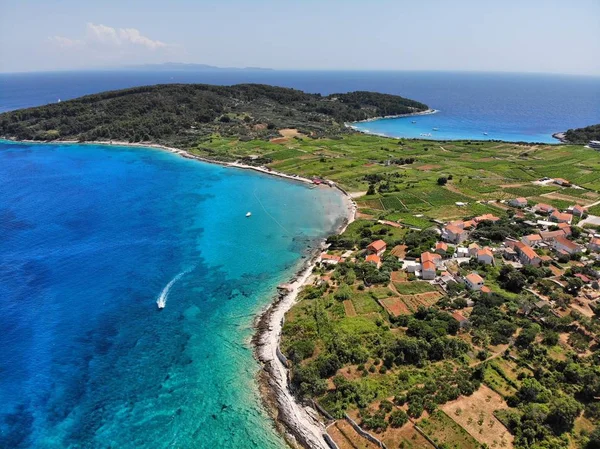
[389,409,409,428]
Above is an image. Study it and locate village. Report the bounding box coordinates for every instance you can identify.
[282,175,600,449]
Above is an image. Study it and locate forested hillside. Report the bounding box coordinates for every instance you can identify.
[564,124,600,144]
[0,84,428,147]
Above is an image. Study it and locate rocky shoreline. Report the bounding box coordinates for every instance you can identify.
[253,192,355,449]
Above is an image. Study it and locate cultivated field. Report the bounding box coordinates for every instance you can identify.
[418,410,481,449]
[441,385,514,449]
[198,135,600,221]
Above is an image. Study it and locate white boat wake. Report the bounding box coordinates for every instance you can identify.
[156,268,193,309]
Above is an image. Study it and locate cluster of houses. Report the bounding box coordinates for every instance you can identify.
[317,188,600,321]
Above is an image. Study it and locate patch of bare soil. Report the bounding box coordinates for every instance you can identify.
[441,385,514,449]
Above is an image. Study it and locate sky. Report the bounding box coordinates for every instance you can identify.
[1,0,599,75]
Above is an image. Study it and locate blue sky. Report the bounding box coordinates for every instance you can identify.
[1,0,599,75]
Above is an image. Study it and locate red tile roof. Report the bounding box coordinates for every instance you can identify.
[524,234,542,242]
[365,254,381,264]
[478,248,493,257]
[515,242,538,260]
[452,312,468,323]
[421,251,441,263]
[321,253,342,262]
[475,214,500,222]
[436,242,448,251]
[445,224,465,235]
[550,210,572,222]
[535,203,554,212]
[367,240,386,252]
[422,260,436,271]
[466,273,484,284]
[481,286,492,294]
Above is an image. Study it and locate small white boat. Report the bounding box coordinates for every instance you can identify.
[432,128,439,131]
[246,212,252,217]
[411,120,417,124]
[483,132,488,136]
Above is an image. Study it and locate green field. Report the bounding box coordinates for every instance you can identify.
[419,410,480,449]
[193,135,600,220]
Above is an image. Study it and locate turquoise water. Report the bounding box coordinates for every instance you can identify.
[0,141,346,448]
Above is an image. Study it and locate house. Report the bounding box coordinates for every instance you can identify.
[503,247,518,260]
[367,240,387,257]
[509,197,528,208]
[571,205,587,217]
[421,251,442,267]
[554,178,571,187]
[477,247,494,265]
[365,254,381,268]
[522,234,543,247]
[533,203,555,214]
[403,260,419,273]
[557,223,572,236]
[421,251,442,280]
[442,224,468,244]
[456,247,469,258]
[474,213,501,223]
[550,210,573,224]
[462,220,477,230]
[435,241,448,255]
[320,253,342,265]
[452,311,469,327]
[540,229,567,242]
[588,238,600,252]
[468,243,480,257]
[440,273,458,286]
[465,272,485,291]
[552,236,582,255]
[514,242,542,266]
[421,260,436,280]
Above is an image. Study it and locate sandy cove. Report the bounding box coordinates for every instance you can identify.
[345,108,438,126]
[2,136,357,449]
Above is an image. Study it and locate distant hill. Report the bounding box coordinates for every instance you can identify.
[124,62,274,72]
[0,83,428,149]
[563,123,600,144]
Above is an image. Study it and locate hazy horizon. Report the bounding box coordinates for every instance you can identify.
[1,0,599,76]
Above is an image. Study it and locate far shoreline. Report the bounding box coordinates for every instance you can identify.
[346,110,565,144]
[0,136,356,449]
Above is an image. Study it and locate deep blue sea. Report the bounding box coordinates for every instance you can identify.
[1,70,599,142]
[0,140,346,448]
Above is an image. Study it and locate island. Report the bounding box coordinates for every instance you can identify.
[2,85,600,449]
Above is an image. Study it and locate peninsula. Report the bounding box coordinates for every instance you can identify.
[2,85,600,449]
